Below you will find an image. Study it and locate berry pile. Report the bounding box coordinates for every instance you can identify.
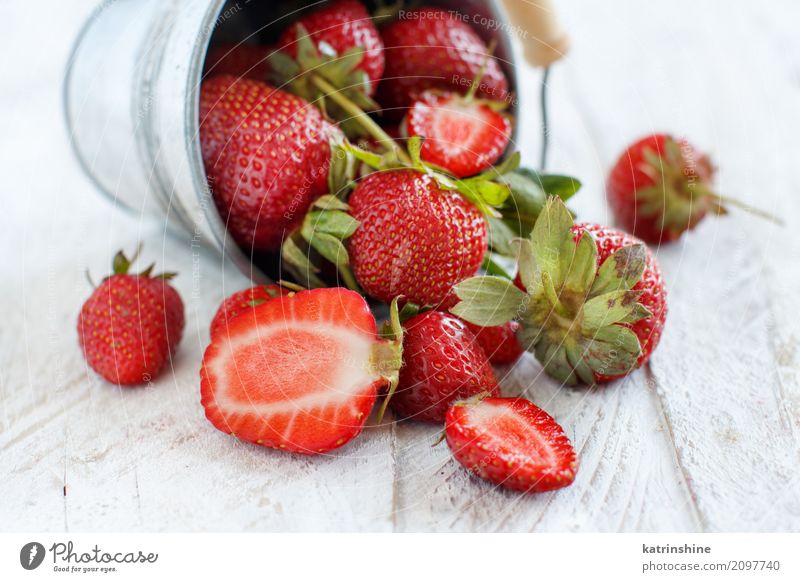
[77,1,776,495]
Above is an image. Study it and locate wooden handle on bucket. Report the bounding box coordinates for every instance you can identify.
[501,0,569,67]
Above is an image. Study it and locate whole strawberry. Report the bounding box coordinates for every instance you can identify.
[77,250,184,386]
[275,0,384,98]
[463,320,523,366]
[403,91,512,178]
[200,75,338,251]
[389,311,499,422]
[607,133,777,243]
[209,283,289,339]
[445,397,578,493]
[453,197,667,385]
[377,7,509,120]
[347,169,488,307]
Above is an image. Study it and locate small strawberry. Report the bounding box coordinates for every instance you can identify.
[607,133,778,243]
[274,0,384,99]
[453,197,667,385]
[347,169,488,307]
[445,396,578,493]
[200,75,339,252]
[389,311,499,422]
[200,288,402,454]
[77,249,184,386]
[203,43,272,80]
[209,283,290,339]
[463,320,523,365]
[377,7,509,120]
[403,91,511,178]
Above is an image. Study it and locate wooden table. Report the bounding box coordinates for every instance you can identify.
[2,0,799,532]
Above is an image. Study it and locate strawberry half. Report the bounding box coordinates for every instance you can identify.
[607,133,778,243]
[377,7,509,120]
[453,197,667,385]
[209,283,290,339]
[404,91,512,178]
[389,311,499,423]
[78,249,184,386]
[445,397,578,493]
[200,288,401,454]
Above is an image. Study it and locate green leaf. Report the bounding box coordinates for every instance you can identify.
[582,325,642,377]
[538,174,582,201]
[476,152,521,181]
[309,232,350,267]
[112,250,130,275]
[540,342,577,385]
[466,179,511,206]
[509,237,538,295]
[450,276,528,327]
[582,289,644,331]
[302,210,359,240]
[481,252,514,279]
[281,235,319,274]
[565,341,596,385]
[267,50,301,80]
[531,196,575,289]
[486,216,518,256]
[590,243,647,296]
[312,194,350,212]
[562,228,598,296]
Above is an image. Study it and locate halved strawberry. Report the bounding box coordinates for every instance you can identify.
[445,397,578,493]
[404,92,511,178]
[209,284,290,339]
[200,288,401,454]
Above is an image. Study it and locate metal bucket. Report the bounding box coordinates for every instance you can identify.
[64,0,538,281]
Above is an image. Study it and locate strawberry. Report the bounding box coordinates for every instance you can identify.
[199,75,338,252]
[77,249,184,386]
[463,320,523,365]
[200,288,402,454]
[607,133,777,243]
[453,197,667,385]
[445,396,578,493]
[347,169,488,307]
[377,7,509,120]
[403,91,511,178]
[275,0,384,98]
[203,43,272,80]
[389,311,499,422]
[209,283,290,339]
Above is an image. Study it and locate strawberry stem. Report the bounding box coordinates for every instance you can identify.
[710,193,783,225]
[465,40,497,103]
[310,74,411,164]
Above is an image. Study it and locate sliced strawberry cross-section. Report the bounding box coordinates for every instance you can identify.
[200,288,401,454]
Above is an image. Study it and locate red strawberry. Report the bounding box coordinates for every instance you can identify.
[347,169,488,307]
[77,250,184,386]
[200,75,338,251]
[445,397,578,493]
[404,91,511,177]
[463,320,523,365]
[204,43,272,80]
[209,283,289,339]
[452,197,667,385]
[377,7,509,120]
[200,288,401,454]
[607,133,777,243]
[276,0,384,97]
[390,311,499,422]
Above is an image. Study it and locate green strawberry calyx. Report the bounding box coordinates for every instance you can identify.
[451,196,652,385]
[110,246,176,281]
[374,297,404,422]
[636,138,780,237]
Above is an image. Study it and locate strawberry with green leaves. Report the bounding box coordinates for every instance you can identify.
[78,249,184,386]
[201,288,402,454]
[445,396,578,493]
[607,133,778,243]
[452,197,667,385]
